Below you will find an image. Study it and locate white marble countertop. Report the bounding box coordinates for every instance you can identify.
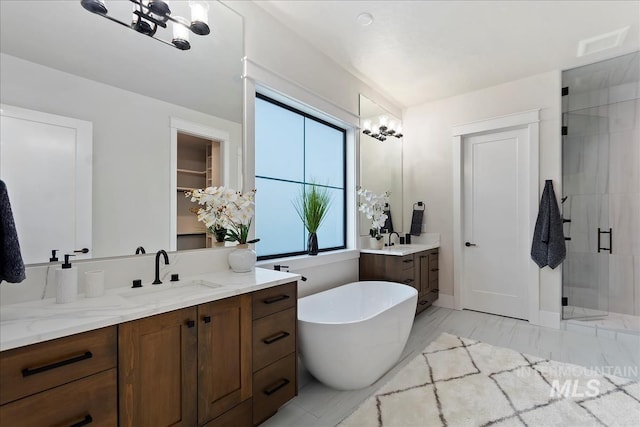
[0,268,299,352]
[360,243,440,256]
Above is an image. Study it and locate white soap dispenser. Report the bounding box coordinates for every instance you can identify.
[55,254,78,304]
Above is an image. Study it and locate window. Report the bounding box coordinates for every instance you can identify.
[255,94,346,259]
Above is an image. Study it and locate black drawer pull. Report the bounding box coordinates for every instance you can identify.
[431,289,439,293]
[186,320,195,328]
[22,351,93,377]
[402,259,413,263]
[69,415,93,427]
[263,294,290,305]
[264,378,290,396]
[431,268,439,272]
[419,301,428,305]
[263,331,290,345]
[404,279,414,283]
[202,316,211,324]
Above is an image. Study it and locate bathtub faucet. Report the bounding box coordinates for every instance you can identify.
[387,232,400,247]
[274,265,307,281]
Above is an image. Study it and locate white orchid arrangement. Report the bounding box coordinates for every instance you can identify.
[357,187,390,240]
[185,186,259,245]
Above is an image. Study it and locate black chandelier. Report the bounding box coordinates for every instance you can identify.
[80,0,211,51]
[362,116,403,141]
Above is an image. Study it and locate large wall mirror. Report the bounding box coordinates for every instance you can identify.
[359,94,403,236]
[0,1,243,264]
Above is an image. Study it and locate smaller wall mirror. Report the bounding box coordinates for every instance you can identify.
[359,94,403,237]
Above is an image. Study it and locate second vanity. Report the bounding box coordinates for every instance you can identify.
[360,243,440,315]
[0,268,299,427]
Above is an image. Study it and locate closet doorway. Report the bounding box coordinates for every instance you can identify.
[176,132,220,250]
[169,118,230,252]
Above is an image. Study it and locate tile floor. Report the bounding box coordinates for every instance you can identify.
[262,306,640,427]
[564,305,640,334]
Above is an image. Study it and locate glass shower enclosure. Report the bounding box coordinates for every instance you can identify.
[561,51,639,322]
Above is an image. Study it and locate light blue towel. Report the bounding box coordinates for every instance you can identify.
[531,180,566,269]
[0,180,25,283]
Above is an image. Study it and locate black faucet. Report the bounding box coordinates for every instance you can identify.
[135,246,146,254]
[274,265,307,281]
[388,232,400,247]
[153,250,169,284]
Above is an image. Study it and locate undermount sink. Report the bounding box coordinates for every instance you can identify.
[118,279,224,304]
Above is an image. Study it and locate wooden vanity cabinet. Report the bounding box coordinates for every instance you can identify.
[359,253,416,288]
[251,282,298,426]
[360,248,439,315]
[417,250,440,313]
[118,306,198,427]
[119,296,253,427]
[1,283,297,427]
[198,294,252,425]
[0,326,117,426]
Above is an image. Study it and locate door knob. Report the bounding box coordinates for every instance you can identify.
[465,242,476,247]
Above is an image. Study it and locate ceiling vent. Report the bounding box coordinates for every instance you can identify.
[577,26,629,57]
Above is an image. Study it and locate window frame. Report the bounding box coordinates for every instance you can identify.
[255,92,347,260]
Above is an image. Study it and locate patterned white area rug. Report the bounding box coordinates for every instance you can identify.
[340,333,640,426]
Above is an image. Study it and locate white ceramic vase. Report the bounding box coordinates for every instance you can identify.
[228,244,256,272]
[369,237,384,250]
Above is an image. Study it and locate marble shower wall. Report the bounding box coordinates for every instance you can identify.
[562,52,640,317]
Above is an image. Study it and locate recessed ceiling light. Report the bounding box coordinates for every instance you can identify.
[357,12,374,27]
[577,26,630,57]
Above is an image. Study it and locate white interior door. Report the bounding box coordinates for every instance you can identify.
[463,128,530,319]
[0,105,92,264]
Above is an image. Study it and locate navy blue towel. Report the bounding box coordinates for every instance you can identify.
[0,180,26,283]
[531,180,566,269]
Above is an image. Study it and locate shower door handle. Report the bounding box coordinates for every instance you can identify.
[597,228,612,254]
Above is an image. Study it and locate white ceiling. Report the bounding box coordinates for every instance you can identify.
[256,0,640,108]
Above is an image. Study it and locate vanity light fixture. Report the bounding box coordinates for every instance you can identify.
[362,116,403,141]
[80,0,211,51]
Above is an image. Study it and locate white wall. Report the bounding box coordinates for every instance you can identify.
[227,1,401,122]
[403,70,562,313]
[225,1,404,296]
[1,53,242,259]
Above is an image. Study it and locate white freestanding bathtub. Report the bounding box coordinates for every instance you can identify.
[297,281,418,390]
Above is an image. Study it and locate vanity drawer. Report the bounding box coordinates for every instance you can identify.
[203,399,252,427]
[393,254,415,270]
[252,282,297,320]
[253,308,296,372]
[428,252,439,285]
[402,269,417,288]
[0,368,117,426]
[416,295,433,314]
[252,353,296,425]
[0,326,117,405]
[390,267,415,289]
